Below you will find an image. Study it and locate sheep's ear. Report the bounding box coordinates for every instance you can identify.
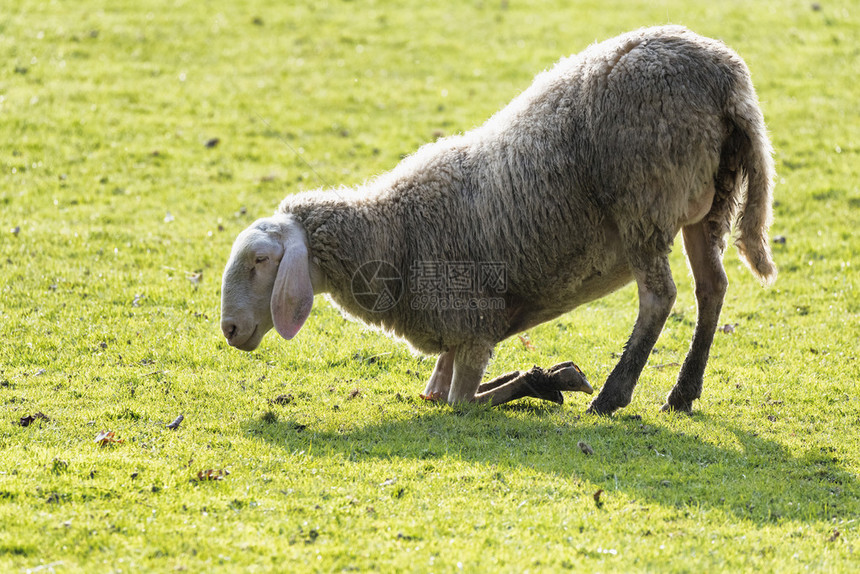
[271,237,314,340]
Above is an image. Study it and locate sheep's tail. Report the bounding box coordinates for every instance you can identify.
[721,76,778,286]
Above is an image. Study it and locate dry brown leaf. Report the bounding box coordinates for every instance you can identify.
[195,468,230,481]
[593,489,604,508]
[94,430,124,446]
[578,441,594,455]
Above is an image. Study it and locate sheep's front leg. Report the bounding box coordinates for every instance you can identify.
[446,341,493,404]
[587,255,676,415]
[421,350,455,402]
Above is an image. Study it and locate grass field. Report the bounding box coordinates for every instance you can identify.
[1,0,858,571]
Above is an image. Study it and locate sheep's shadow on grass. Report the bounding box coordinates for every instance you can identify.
[243,404,857,526]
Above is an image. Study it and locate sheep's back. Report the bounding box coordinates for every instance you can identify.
[460,25,749,296]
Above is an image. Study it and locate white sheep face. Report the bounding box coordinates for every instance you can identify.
[221,214,315,351]
[220,218,284,351]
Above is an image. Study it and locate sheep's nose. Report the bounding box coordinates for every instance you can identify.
[221,321,238,342]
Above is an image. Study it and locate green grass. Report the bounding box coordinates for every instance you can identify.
[1,0,858,571]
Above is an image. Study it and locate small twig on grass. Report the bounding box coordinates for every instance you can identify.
[517,334,536,351]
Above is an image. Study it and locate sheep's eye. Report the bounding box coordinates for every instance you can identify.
[255,256,269,265]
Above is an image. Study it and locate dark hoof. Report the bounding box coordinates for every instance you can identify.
[585,398,621,416]
[542,362,593,394]
[515,363,592,404]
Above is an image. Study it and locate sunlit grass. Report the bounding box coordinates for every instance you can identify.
[1,0,858,571]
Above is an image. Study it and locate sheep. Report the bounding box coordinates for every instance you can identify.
[220,25,777,414]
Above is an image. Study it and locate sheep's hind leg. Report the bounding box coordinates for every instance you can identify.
[587,254,677,415]
[662,221,727,414]
[421,350,455,402]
